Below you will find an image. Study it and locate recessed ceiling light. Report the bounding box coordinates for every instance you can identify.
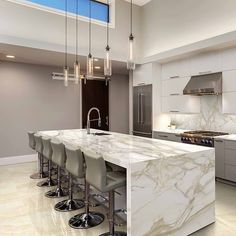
[94,66,101,69]
[6,55,15,59]
[94,58,99,62]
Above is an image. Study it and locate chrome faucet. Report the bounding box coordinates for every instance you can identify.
[87,107,101,134]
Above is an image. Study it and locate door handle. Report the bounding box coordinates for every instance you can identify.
[106,116,109,126]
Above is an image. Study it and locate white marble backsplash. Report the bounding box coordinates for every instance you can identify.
[170,96,236,133]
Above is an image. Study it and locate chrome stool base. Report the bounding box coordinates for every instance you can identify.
[100,232,127,236]
[30,172,48,179]
[37,179,57,187]
[45,188,68,198]
[54,199,84,212]
[69,212,104,229]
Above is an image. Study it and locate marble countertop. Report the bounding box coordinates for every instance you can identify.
[38,129,213,168]
[215,134,236,141]
[153,128,191,134]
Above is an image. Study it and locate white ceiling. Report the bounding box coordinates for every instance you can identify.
[124,0,152,6]
[0,44,129,75]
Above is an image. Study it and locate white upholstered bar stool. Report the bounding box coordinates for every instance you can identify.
[54,146,85,212]
[45,140,68,198]
[33,133,48,179]
[37,137,57,187]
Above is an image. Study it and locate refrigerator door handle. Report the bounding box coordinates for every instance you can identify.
[137,93,140,124]
[140,94,144,124]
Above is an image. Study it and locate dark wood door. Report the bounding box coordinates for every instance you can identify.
[82,80,109,131]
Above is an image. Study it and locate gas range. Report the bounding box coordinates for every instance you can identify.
[181,131,228,147]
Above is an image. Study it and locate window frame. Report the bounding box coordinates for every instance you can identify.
[6,0,115,28]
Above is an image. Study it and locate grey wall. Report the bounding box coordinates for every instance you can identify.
[0,61,81,158]
[0,61,129,158]
[109,74,129,134]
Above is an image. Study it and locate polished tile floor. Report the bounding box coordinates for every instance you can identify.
[0,162,126,236]
[1,162,236,236]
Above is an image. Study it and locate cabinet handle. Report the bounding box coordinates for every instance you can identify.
[170,110,180,113]
[158,135,168,138]
[215,140,223,143]
[199,71,212,75]
[170,93,180,96]
[138,83,146,86]
[169,76,180,79]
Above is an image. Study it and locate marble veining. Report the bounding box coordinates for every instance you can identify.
[170,96,236,133]
[38,129,215,236]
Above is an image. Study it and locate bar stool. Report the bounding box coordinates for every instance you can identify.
[69,150,126,236]
[68,150,105,229]
[37,137,57,187]
[33,133,48,179]
[54,146,85,211]
[45,140,68,198]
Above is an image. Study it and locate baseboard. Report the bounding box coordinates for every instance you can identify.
[0,154,37,166]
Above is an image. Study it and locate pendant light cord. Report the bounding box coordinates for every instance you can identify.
[76,0,78,62]
[106,0,109,49]
[89,0,92,55]
[65,0,68,67]
[130,0,133,35]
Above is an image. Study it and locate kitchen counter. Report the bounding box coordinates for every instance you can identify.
[154,128,191,135]
[38,129,215,236]
[215,134,236,141]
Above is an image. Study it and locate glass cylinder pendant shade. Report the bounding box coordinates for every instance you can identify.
[127,34,135,70]
[104,48,112,77]
[74,61,80,84]
[64,66,69,87]
[87,53,93,79]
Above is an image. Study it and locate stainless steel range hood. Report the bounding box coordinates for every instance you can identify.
[183,72,222,96]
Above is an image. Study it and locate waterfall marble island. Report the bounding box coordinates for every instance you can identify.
[38,129,215,236]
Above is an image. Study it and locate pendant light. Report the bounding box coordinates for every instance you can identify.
[64,0,69,87]
[74,0,80,84]
[104,0,112,79]
[86,0,93,80]
[127,0,135,71]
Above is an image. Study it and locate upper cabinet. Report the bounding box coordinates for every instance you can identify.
[190,51,222,76]
[161,95,200,114]
[161,59,190,80]
[133,63,153,86]
[222,70,236,92]
[162,77,190,97]
[222,47,236,71]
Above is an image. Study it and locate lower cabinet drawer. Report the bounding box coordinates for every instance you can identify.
[225,165,236,182]
[153,132,181,142]
[225,141,236,150]
[225,149,236,165]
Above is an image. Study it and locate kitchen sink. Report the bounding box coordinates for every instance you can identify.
[92,132,111,136]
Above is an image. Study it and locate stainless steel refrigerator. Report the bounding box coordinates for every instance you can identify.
[133,84,152,138]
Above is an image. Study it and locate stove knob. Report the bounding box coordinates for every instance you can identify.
[201,139,205,143]
[205,140,209,144]
[209,140,213,145]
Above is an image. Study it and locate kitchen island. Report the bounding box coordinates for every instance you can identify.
[38,129,215,236]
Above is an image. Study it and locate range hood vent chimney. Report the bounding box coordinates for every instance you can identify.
[183,72,222,96]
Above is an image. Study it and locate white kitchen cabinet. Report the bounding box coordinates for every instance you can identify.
[162,77,190,97]
[222,70,236,92]
[222,92,236,114]
[161,59,190,80]
[190,51,221,76]
[215,139,225,179]
[161,95,200,114]
[133,63,153,86]
[153,131,181,142]
[222,47,236,71]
